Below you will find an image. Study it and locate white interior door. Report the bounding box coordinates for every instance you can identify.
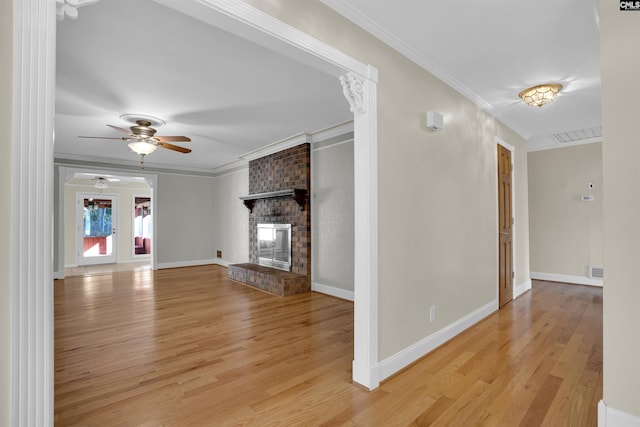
[77,193,118,265]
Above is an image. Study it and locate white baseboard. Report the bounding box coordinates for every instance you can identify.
[599,400,640,426]
[157,258,218,269]
[53,271,64,280]
[514,279,532,298]
[312,281,354,301]
[64,263,78,268]
[377,299,497,382]
[118,258,150,264]
[531,272,603,287]
[212,258,231,268]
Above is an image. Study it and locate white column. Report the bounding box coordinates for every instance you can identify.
[340,68,379,389]
[12,0,56,425]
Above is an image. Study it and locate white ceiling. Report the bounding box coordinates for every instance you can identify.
[55,0,352,173]
[322,0,602,151]
[56,0,602,173]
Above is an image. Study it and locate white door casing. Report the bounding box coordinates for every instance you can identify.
[11,1,380,424]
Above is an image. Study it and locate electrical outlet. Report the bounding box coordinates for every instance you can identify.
[429,306,436,323]
[216,250,222,258]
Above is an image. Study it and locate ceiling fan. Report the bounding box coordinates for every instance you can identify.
[79,115,191,167]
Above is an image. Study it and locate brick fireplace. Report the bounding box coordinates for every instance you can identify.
[228,143,311,296]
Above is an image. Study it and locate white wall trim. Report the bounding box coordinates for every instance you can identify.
[514,279,532,298]
[527,136,603,153]
[55,152,218,175]
[312,282,355,302]
[239,132,312,162]
[28,7,379,424]
[156,0,373,81]
[349,67,379,390]
[12,0,56,424]
[212,259,231,268]
[310,120,354,143]
[599,400,640,426]
[496,137,518,305]
[320,0,528,140]
[377,300,497,382]
[157,259,219,270]
[118,258,151,264]
[313,137,354,152]
[214,121,355,174]
[531,272,604,287]
[56,166,158,277]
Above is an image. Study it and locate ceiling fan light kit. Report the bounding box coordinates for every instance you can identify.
[518,83,563,107]
[128,141,158,155]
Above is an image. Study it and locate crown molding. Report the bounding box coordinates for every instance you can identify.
[54,154,219,177]
[57,120,356,177]
[527,136,602,153]
[211,120,355,174]
[310,120,354,143]
[320,0,530,140]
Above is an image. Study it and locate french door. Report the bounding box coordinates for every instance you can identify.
[77,193,118,265]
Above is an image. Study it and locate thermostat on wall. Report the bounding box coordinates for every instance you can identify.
[581,195,594,202]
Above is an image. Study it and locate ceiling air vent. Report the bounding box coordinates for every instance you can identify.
[553,126,602,144]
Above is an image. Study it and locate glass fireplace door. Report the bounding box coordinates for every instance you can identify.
[257,224,291,271]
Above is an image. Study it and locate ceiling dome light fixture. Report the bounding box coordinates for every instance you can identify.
[94,177,108,189]
[128,141,158,156]
[518,83,563,107]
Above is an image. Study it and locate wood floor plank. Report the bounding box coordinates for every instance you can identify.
[54,270,602,426]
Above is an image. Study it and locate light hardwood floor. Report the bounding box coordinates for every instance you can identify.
[64,260,151,277]
[54,266,602,426]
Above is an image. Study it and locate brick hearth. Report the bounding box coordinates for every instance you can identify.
[227,263,309,296]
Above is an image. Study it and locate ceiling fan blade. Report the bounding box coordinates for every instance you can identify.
[107,124,133,135]
[158,142,192,153]
[78,136,126,140]
[155,135,191,143]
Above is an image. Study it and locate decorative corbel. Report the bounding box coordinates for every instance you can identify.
[339,72,366,115]
[56,0,101,21]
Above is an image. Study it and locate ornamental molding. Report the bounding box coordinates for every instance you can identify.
[56,0,100,21]
[339,72,366,115]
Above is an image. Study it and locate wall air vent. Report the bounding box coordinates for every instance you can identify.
[553,126,602,144]
[589,265,604,279]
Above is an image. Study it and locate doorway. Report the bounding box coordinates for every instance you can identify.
[497,143,514,307]
[77,193,118,265]
[12,2,380,422]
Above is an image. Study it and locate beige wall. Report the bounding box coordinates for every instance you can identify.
[211,169,250,264]
[528,143,603,277]
[512,141,531,294]
[64,183,152,266]
[600,1,640,417]
[0,0,11,423]
[242,0,530,360]
[156,174,217,264]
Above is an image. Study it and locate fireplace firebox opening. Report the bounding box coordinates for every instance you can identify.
[257,224,292,271]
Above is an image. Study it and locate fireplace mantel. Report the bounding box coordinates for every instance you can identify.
[239,189,307,213]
